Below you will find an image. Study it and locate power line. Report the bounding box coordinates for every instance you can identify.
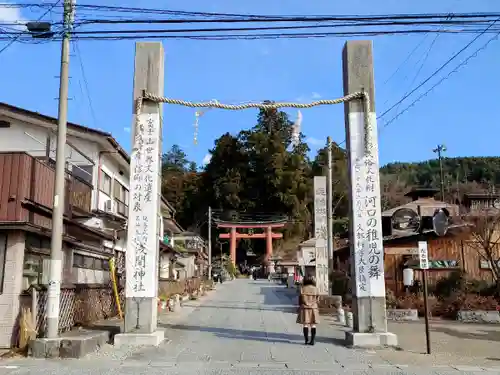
[382,35,429,86]
[0,0,61,56]
[391,33,440,116]
[3,4,500,21]
[380,30,499,130]
[378,17,499,120]
[2,27,500,43]
[74,41,98,128]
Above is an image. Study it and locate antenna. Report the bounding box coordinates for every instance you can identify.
[432,208,450,237]
[391,208,421,232]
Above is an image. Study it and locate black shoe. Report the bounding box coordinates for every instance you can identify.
[308,327,316,345]
[302,327,309,345]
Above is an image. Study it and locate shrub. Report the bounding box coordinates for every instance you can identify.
[466,279,497,296]
[435,293,498,318]
[433,270,466,298]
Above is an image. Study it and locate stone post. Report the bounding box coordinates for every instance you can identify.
[342,40,397,347]
[114,42,165,347]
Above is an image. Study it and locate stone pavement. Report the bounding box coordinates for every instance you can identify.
[1,279,500,374]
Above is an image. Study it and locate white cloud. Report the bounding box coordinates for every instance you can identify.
[295,92,322,103]
[123,127,131,133]
[202,153,212,165]
[0,4,27,30]
[306,137,325,146]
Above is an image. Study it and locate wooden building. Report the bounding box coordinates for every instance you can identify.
[334,188,500,295]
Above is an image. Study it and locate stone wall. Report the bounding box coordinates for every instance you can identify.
[457,310,500,324]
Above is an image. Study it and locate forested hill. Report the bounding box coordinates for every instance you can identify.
[381,157,500,186]
[379,156,500,209]
[160,104,500,259]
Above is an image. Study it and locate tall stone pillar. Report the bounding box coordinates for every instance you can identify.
[342,40,397,348]
[114,42,165,347]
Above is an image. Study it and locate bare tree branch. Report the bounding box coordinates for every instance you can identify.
[466,209,500,281]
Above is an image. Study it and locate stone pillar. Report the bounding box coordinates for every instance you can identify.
[114,42,165,348]
[230,227,237,266]
[342,40,397,348]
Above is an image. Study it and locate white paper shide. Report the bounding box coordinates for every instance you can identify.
[314,176,329,295]
[126,113,161,298]
[348,112,385,298]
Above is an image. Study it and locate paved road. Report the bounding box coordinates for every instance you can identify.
[1,279,499,374]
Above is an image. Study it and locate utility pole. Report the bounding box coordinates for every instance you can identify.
[326,136,334,295]
[433,144,447,202]
[46,0,75,339]
[208,206,212,278]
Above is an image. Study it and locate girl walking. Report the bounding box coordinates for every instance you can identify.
[296,276,320,345]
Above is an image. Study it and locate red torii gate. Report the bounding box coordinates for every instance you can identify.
[217,222,285,266]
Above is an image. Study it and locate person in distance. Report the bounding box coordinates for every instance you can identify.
[296,275,320,345]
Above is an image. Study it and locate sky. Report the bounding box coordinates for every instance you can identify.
[0,0,499,169]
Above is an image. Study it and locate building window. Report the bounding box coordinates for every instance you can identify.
[73,253,109,270]
[114,181,129,215]
[100,171,112,195]
[73,254,84,267]
[73,165,94,185]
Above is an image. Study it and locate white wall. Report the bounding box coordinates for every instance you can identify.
[177,256,196,278]
[159,253,172,279]
[0,119,99,178]
[0,232,25,348]
[71,250,110,284]
[73,268,109,284]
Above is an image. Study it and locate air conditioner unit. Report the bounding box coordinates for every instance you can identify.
[104,199,113,212]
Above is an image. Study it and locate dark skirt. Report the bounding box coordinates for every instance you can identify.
[296,307,320,325]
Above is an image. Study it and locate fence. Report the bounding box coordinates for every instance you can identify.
[21,277,204,337]
[20,283,124,336]
[158,277,203,298]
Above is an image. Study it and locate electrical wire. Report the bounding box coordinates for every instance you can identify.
[3,4,500,21]
[0,0,61,55]
[378,17,500,120]
[2,27,500,43]
[380,30,499,130]
[391,33,440,117]
[74,41,98,129]
[61,21,496,36]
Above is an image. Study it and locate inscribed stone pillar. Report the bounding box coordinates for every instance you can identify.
[342,40,397,347]
[114,42,165,347]
[313,176,329,295]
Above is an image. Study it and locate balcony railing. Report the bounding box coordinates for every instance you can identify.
[0,152,92,222]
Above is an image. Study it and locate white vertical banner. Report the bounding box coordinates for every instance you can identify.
[125,113,161,298]
[348,112,385,298]
[314,176,329,295]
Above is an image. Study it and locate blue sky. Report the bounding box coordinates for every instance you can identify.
[1,0,499,168]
